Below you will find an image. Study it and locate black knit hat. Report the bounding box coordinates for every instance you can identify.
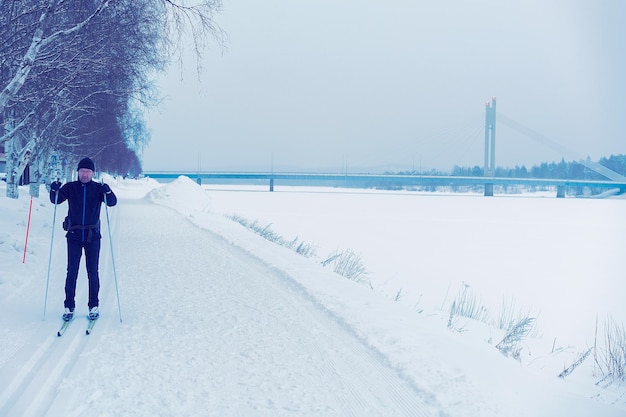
[77,157,95,171]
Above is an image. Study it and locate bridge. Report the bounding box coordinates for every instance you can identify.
[143,171,626,197]
[144,98,626,197]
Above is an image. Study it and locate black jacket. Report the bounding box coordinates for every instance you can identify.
[50,180,117,241]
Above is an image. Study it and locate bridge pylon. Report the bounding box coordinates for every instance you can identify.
[484,97,496,196]
[484,97,496,176]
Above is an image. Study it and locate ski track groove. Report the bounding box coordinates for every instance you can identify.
[0,205,116,417]
[0,336,54,413]
[22,333,84,417]
[0,318,85,417]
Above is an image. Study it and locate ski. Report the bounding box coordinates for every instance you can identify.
[57,319,73,337]
[86,318,97,335]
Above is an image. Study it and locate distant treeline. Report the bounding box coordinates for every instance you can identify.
[389,154,626,180]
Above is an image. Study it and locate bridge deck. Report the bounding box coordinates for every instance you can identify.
[143,172,626,192]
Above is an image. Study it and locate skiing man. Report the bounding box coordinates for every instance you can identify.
[49,157,117,322]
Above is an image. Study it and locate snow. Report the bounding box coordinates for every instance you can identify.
[0,176,624,417]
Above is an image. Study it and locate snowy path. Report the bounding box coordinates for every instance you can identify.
[0,198,430,416]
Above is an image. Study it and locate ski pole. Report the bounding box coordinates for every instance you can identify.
[23,195,33,263]
[43,188,59,320]
[103,191,123,323]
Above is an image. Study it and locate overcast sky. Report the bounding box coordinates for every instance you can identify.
[143,0,625,173]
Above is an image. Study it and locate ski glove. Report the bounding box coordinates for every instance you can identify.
[51,181,62,192]
[101,183,112,195]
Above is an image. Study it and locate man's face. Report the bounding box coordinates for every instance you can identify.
[78,168,94,183]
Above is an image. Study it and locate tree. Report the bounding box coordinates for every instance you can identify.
[1,0,223,198]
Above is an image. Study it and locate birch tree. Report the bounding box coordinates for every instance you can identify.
[1,0,222,198]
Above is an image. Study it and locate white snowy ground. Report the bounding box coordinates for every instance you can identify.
[0,176,624,417]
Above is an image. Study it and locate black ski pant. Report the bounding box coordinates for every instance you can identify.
[64,237,101,310]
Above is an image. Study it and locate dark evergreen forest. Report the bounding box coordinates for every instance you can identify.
[392,154,626,180]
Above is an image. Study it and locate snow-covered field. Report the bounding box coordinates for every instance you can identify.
[0,176,624,416]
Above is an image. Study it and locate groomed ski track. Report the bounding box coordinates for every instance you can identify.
[0,197,432,416]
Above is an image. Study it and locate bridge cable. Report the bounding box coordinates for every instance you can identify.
[498,112,626,181]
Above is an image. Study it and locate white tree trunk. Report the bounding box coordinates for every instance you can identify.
[29,157,41,198]
[4,136,36,199]
[4,138,19,199]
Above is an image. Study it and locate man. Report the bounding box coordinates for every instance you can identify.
[50,157,117,321]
